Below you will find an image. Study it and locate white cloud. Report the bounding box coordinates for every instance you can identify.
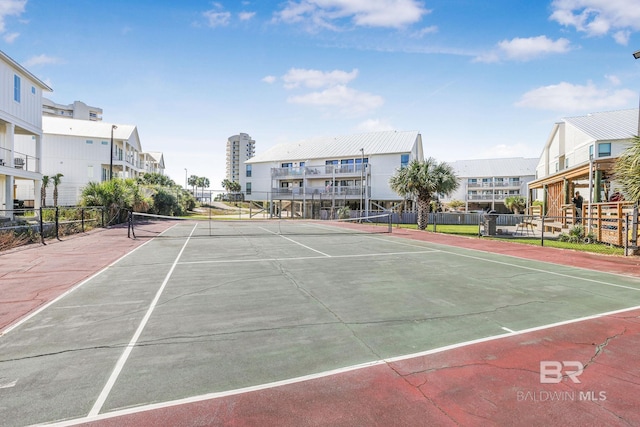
[550,0,640,45]
[288,84,384,115]
[262,75,277,84]
[515,81,636,112]
[355,118,395,132]
[0,0,25,33]
[203,4,231,28]
[239,11,256,21]
[475,36,571,63]
[605,74,621,85]
[282,68,358,89]
[412,25,438,38]
[3,31,18,43]
[23,54,62,67]
[274,0,430,30]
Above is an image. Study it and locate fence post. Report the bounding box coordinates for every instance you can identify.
[81,208,85,233]
[541,216,545,247]
[55,206,60,240]
[39,207,45,245]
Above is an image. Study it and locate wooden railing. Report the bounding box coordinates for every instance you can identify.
[584,202,635,246]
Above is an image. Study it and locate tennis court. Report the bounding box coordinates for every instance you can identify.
[2,216,640,426]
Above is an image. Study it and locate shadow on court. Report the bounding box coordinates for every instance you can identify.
[1,221,639,426]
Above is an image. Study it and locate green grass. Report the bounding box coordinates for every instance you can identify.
[396,223,625,256]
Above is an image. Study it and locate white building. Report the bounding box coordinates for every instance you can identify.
[0,50,52,214]
[442,157,538,213]
[16,117,164,206]
[226,133,255,183]
[243,130,423,215]
[42,98,103,121]
[528,108,638,216]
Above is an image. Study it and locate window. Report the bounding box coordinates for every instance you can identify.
[14,75,21,102]
[509,177,520,185]
[598,143,611,157]
[246,164,252,177]
[468,178,477,184]
[281,162,293,168]
[325,160,339,165]
[341,159,354,164]
[246,182,251,195]
[31,86,35,94]
[101,141,108,145]
[86,140,94,144]
[401,154,409,168]
[589,145,594,160]
[299,161,305,167]
[565,158,569,168]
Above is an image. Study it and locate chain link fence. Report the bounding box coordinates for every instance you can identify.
[0,206,106,252]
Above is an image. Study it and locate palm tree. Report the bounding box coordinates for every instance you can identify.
[504,195,526,214]
[51,173,64,207]
[614,135,640,202]
[389,158,459,230]
[188,175,199,195]
[41,175,50,207]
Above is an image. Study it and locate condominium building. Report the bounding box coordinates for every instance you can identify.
[0,49,52,214]
[226,133,255,183]
[243,130,423,215]
[42,98,103,121]
[528,108,637,216]
[15,116,164,206]
[442,157,538,213]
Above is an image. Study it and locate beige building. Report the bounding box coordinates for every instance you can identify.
[226,133,255,183]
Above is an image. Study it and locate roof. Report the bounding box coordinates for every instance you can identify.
[563,108,638,141]
[448,157,538,178]
[43,116,137,141]
[0,49,53,92]
[247,130,421,163]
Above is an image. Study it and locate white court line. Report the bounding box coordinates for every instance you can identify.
[46,303,640,427]
[258,227,331,257]
[0,233,160,338]
[366,235,640,292]
[88,223,198,417]
[178,250,439,265]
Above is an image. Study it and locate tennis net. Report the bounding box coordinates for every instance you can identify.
[128,211,392,239]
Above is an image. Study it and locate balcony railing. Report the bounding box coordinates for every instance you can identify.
[272,185,370,198]
[0,147,38,173]
[468,181,521,188]
[272,164,370,178]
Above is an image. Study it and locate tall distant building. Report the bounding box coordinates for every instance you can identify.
[226,133,255,183]
[42,98,103,121]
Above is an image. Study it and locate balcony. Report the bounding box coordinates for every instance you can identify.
[271,164,370,178]
[0,147,38,173]
[272,185,370,198]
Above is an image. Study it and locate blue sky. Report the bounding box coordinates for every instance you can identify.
[2,0,640,189]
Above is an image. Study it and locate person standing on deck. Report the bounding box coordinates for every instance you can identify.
[572,191,583,223]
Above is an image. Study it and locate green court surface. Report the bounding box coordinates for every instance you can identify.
[2,219,640,426]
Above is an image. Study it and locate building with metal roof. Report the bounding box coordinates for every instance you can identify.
[15,116,164,206]
[1,49,52,216]
[242,130,423,216]
[528,108,638,217]
[441,157,538,213]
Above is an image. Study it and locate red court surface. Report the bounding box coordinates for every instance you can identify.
[2,226,640,426]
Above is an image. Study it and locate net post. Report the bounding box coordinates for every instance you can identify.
[55,206,60,240]
[387,212,392,233]
[39,207,46,245]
